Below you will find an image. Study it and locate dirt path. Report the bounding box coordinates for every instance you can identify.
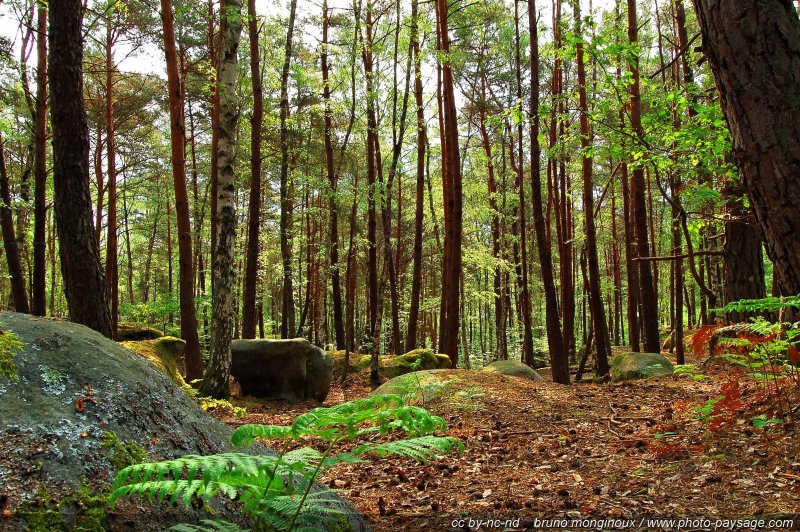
[215,359,800,531]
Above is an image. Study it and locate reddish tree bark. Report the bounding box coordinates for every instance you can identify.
[691,0,800,296]
[320,0,346,350]
[530,0,569,382]
[160,0,202,379]
[105,21,119,337]
[574,0,611,376]
[513,0,535,367]
[627,0,660,353]
[722,182,766,321]
[241,0,262,339]
[0,137,29,314]
[405,0,426,352]
[436,0,464,365]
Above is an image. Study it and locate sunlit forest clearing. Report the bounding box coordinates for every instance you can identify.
[1,0,800,529]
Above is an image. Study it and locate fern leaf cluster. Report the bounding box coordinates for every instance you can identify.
[712,294,800,316]
[110,394,463,531]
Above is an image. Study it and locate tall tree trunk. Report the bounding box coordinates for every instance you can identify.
[241,0,262,339]
[105,21,119,337]
[553,0,576,361]
[405,0,425,352]
[200,0,242,399]
[48,209,56,315]
[321,0,346,350]
[620,162,640,350]
[513,0,535,367]
[722,182,766,321]
[529,0,569,383]
[160,0,202,378]
[436,0,463,365]
[691,0,800,296]
[48,0,112,337]
[670,13,685,363]
[478,84,506,361]
[378,0,411,357]
[627,0,660,353]
[121,175,134,304]
[0,137,29,314]
[279,0,299,338]
[31,2,47,316]
[362,4,382,382]
[208,0,220,267]
[574,0,611,376]
[436,50,451,355]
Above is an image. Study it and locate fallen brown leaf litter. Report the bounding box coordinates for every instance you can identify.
[214,355,800,531]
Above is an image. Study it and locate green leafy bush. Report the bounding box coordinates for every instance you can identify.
[110,394,462,531]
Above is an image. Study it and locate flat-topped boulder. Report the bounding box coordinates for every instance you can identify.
[370,369,461,403]
[482,360,544,381]
[382,349,452,378]
[231,338,333,403]
[115,321,164,341]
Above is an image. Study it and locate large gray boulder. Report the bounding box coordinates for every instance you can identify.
[0,313,366,531]
[231,338,333,402]
[610,351,675,382]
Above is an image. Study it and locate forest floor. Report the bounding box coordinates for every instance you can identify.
[212,349,800,531]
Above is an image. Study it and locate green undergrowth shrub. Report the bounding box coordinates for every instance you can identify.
[110,394,463,531]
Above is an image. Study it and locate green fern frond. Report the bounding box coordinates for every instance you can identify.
[112,394,465,532]
[290,395,406,440]
[110,453,280,506]
[170,519,249,532]
[372,405,448,436]
[353,435,464,463]
[231,424,294,448]
[712,294,800,316]
[255,490,344,529]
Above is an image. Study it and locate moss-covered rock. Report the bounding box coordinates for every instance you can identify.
[383,349,452,378]
[610,352,675,382]
[357,354,390,371]
[482,360,543,381]
[120,336,187,388]
[115,322,164,341]
[328,350,370,373]
[370,369,459,403]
